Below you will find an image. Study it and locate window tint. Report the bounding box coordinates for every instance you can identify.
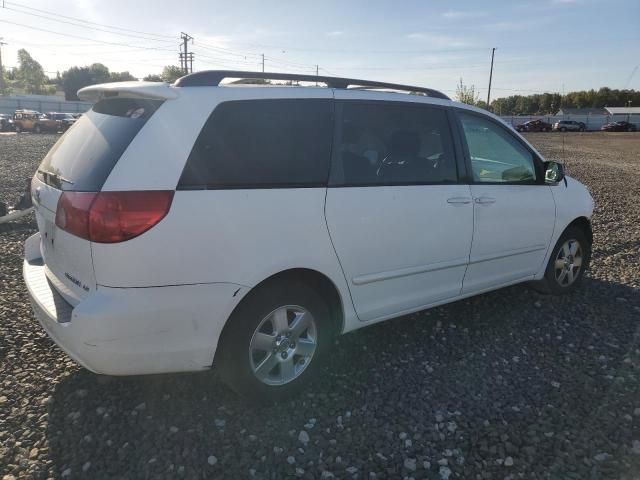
[330,102,457,186]
[459,112,537,183]
[37,98,163,191]
[178,99,333,189]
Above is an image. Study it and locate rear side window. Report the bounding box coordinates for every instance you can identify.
[37,98,163,191]
[178,99,333,189]
[330,102,457,186]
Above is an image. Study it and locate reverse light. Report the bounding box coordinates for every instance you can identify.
[55,191,174,243]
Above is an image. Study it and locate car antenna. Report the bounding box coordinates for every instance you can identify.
[561,84,567,186]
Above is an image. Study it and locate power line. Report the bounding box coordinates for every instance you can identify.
[2,0,175,39]
[1,4,176,44]
[0,18,179,52]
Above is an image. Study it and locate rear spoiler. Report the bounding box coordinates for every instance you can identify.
[78,81,179,102]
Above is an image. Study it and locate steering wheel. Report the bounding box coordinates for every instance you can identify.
[376,153,438,178]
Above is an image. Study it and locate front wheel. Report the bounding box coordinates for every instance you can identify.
[217,280,335,401]
[579,127,585,132]
[560,127,567,132]
[15,125,22,133]
[34,124,42,134]
[533,226,591,295]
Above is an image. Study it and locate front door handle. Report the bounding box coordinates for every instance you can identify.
[447,197,472,205]
[474,196,496,205]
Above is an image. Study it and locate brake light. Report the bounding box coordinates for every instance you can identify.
[55,191,174,243]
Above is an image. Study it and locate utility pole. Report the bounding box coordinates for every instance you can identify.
[261,54,265,73]
[315,65,319,86]
[0,38,6,94]
[180,32,193,74]
[187,52,194,74]
[486,47,496,110]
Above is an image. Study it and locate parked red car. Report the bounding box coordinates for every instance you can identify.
[515,119,552,132]
[601,121,637,132]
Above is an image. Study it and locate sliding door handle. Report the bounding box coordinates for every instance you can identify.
[446,197,472,205]
[474,196,496,205]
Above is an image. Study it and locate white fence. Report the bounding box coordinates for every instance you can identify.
[500,114,640,131]
[0,94,92,115]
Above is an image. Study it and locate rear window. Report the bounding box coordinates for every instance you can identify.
[37,97,163,191]
[178,99,333,189]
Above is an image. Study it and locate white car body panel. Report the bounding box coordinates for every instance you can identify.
[23,80,595,376]
[325,185,473,321]
[534,176,594,279]
[463,184,556,293]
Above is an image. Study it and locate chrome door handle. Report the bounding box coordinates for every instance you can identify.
[474,196,496,205]
[446,197,472,205]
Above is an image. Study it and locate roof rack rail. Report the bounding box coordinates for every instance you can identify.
[173,70,450,100]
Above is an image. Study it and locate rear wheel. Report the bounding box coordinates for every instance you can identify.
[15,124,22,133]
[34,124,42,134]
[217,280,334,401]
[628,126,634,132]
[560,127,567,132]
[532,226,591,295]
[579,126,585,132]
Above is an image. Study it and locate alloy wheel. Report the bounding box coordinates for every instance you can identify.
[249,305,317,386]
[554,239,583,287]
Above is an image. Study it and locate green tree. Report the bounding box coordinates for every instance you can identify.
[15,49,48,94]
[110,71,136,82]
[61,63,112,100]
[455,78,480,106]
[161,65,184,83]
[143,73,163,82]
[0,65,9,94]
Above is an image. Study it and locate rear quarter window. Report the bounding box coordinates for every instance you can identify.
[37,97,163,191]
[178,99,334,189]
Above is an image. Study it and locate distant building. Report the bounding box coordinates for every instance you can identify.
[556,107,607,116]
[604,107,640,116]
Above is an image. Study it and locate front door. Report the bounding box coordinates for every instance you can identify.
[325,97,473,322]
[456,111,556,293]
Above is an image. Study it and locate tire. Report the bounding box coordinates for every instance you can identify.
[579,127,585,132]
[15,125,22,133]
[560,127,567,132]
[532,226,591,295]
[628,126,633,132]
[217,279,335,402]
[34,124,42,134]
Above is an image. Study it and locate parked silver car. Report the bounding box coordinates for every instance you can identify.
[553,120,586,132]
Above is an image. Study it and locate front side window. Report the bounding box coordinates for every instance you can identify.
[330,102,457,186]
[459,112,537,183]
[179,99,333,189]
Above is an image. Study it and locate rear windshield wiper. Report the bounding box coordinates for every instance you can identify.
[37,169,75,188]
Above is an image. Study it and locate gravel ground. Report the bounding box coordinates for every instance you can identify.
[1,131,639,479]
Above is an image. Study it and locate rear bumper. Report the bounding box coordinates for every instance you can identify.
[23,232,247,375]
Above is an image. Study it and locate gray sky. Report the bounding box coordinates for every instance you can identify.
[1,0,638,98]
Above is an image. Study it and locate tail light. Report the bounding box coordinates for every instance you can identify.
[55,191,174,243]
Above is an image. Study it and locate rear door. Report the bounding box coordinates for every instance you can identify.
[325,95,473,322]
[32,97,163,304]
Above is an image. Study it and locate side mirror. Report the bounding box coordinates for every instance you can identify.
[544,161,565,184]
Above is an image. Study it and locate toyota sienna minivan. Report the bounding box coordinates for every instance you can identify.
[23,71,594,400]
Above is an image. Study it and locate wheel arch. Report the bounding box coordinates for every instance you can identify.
[213,268,345,364]
[567,216,593,246]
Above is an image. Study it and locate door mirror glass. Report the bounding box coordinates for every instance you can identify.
[544,161,565,183]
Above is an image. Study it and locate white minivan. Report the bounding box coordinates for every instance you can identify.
[23,71,593,400]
